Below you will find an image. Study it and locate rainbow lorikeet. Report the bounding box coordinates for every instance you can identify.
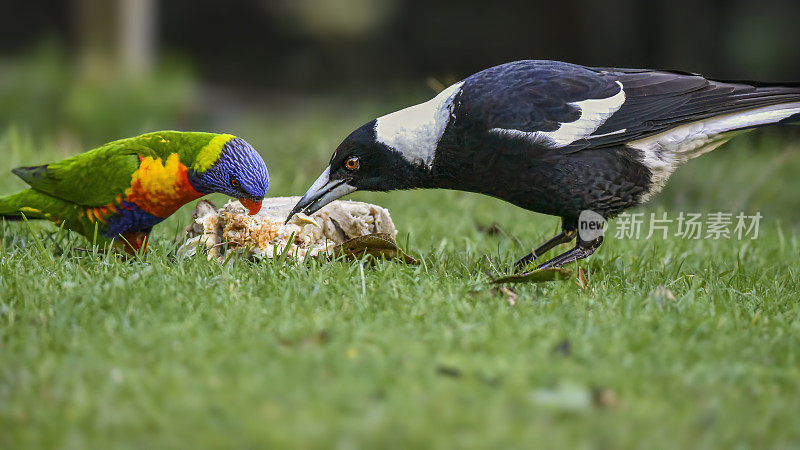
[0,131,269,252]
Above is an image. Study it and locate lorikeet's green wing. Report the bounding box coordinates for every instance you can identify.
[11,142,155,207]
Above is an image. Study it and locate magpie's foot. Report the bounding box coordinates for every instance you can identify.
[513,228,577,272]
[535,236,603,269]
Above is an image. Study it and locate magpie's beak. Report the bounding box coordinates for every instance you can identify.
[286,166,356,223]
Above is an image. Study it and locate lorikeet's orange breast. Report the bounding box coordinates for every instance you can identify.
[125,154,204,218]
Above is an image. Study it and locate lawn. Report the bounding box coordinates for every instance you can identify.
[1,106,800,448]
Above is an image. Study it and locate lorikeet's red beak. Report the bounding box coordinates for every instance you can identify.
[239,198,262,215]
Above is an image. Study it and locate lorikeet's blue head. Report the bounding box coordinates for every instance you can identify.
[190,137,269,214]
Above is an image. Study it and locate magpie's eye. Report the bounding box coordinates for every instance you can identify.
[344,156,360,171]
[230,177,241,188]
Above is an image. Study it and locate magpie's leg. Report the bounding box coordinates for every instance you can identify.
[513,226,577,271]
[535,236,603,270]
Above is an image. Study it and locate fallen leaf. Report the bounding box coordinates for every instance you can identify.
[330,233,419,264]
[491,286,518,306]
[592,388,620,409]
[499,286,518,306]
[576,267,589,290]
[492,267,573,284]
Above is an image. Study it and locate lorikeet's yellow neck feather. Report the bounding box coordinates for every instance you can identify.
[194,134,235,172]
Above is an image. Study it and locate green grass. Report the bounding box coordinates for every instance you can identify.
[2,113,800,448]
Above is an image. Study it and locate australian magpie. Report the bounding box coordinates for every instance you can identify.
[287,60,800,273]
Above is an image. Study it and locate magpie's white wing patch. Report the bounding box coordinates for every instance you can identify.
[630,102,800,201]
[374,81,464,168]
[490,81,626,148]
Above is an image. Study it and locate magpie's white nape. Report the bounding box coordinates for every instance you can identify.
[288,60,800,273]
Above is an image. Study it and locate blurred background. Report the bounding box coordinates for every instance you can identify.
[1,0,800,229]
[3,0,800,143]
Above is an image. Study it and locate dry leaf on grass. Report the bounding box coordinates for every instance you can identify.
[492,267,573,284]
[330,233,419,264]
[592,388,620,409]
[576,266,589,290]
[490,285,518,305]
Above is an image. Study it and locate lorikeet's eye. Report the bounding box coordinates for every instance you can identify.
[230,177,241,188]
[344,156,360,171]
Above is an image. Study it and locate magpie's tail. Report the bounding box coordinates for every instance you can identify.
[725,81,800,129]
[734,100,800,131]
[630,82,800,203]
[676,76,800,133]
[778,108,800,125]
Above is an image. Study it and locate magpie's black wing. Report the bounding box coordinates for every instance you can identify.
[457,60,622,138]
[457,60,800,151]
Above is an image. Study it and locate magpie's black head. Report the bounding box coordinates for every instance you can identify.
[330,120,428,191]
[286,79,466,222]
[286,119,428,221]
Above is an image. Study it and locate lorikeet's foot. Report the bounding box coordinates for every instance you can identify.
[120,231,150,254]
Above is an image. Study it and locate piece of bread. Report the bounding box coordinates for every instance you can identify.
[180,197,397,260]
